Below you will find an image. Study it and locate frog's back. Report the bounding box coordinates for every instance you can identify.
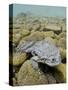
[33,40,58,58]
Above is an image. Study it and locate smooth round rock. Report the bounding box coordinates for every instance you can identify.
[17,60,48,85]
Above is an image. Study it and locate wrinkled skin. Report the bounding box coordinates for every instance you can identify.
[16,39,61,69]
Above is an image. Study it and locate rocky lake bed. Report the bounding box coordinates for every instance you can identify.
[9,13,66,86]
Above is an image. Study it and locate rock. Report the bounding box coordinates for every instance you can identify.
[57,37,66,49]
[62,25,66,32]
[17,31,45,46]
[59,48,66,63]
[32,23,41,31]
[58,32,66,39]
[22,31,55,41]
[29,19,41,31]
[46,23,61,34]
[13,33,22,46]
[12,77,17,86]
[24,31,45,41]
[13,24,22,29]
[45,73,56,84]
[54,34,59,40]
[17,60,48,85]
[21,29,30,37]
[54,64,66,82]
[13,29,22,34]
[44,31,55,38]
[10,52,27,66]
[45,24,61,31]
[54,32,66,40]
[13,29,30,46]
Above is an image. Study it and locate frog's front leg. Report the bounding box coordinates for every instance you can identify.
[31,56,39,70]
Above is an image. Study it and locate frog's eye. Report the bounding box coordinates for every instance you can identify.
[52,58,55,61]
[32,51,38,56]
[51,58,55,63]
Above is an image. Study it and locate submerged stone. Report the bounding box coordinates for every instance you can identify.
[10,52,27,66]
[17,60,48,85]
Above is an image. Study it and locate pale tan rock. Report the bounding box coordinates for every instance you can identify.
[13,33,21,45]
[45,24,61,31]
[22,31,45,41]
[12,77,17,86]
[59,47,66,62]
[44,31,55,38]
[10,52,27,66]
[18,31,57,48]
[58,32,66,39]
[17,60,48,85]
[21,29,30,37]
[54,64,66,82]
[57,37,66,49]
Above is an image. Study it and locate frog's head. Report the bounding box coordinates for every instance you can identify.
[44,55,61,67]
[31,55,61,67]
